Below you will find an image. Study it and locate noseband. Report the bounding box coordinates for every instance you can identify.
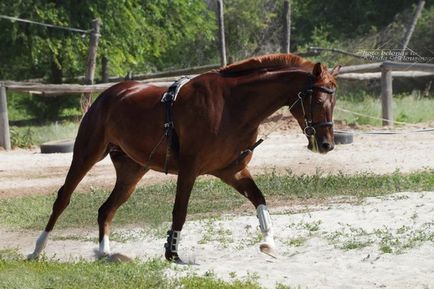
[290,74,335,137]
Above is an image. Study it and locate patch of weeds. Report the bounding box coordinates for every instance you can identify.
[379,194,410,201]
[198,219,233,248]
[276,284,302,289]
[181,270,262,289]
[379,245,393,254]
[10,127,34,148]
[234,225,262,250]
[341,239,373,250]
[375,223,434,254]
[284,219,323,249]
[286,237,307,247]
[325,226,374,251]
[244,231,263,246]
[325,222,434,254]
[288,220,322,234]
[303,220,322,232]
[51,234,97,242]
[0,248,22,261]
[410,212,418,222]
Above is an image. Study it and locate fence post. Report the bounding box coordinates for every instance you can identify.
[101,55,109,83]
[281,0,291,53]
[82,19,101,112]
[0,85,11,151]
[217,0,227,67]
[381,67,393,126]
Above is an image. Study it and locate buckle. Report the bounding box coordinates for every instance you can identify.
[164,122,174,129]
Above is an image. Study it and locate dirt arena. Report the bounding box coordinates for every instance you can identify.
[1,119,434,288]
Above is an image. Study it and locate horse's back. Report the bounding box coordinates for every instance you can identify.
[97,81,165,109]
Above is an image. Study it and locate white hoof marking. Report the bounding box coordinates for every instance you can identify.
[99,235,111,256]
[30,231,49,259]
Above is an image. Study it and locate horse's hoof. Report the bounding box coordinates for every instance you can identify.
[96,250,110,259]
[259,243,278,259]
[27,252,40,260]
[165,251,181,263]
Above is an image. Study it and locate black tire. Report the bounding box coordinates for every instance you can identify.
[334,131,353,145]
[40,139,75,154]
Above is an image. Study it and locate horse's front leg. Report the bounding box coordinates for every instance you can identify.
[214,167,276,256]
[165,165,197,262]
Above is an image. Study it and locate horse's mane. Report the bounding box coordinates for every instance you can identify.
[218,53,315,75]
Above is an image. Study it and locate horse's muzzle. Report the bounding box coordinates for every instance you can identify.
[320,141,334,152]
[307,139,335,154]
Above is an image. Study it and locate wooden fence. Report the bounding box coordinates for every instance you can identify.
[338,61,434,125]
[1,60,434,150]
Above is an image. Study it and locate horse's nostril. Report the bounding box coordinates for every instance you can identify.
[321,142,333,151]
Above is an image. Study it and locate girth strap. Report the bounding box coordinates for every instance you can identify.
[161,77,190,174]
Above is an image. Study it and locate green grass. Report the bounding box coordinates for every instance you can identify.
[0,170,433,230]
[0,249,261,289]
[335,94,434,126]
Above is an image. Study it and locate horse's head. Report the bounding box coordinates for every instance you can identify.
[290,63,341,154]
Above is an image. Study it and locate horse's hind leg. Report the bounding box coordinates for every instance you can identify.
[213,167,276,256]
[97,150,148,256]
[29,127,109,259]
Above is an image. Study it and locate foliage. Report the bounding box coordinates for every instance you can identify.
[2,0,430,82]
[290,0,422,46]
[0,0,216,81]
[222,0,282,60]
[8,92,81,120]
[411,4,434,58]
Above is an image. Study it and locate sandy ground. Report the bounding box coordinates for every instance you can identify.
[1,192,433,288]
[1,124,434,288]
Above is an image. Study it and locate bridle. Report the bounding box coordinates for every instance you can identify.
[289,73,336,137]
[235,72,336,164]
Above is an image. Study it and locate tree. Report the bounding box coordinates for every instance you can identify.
[0,0,216,82]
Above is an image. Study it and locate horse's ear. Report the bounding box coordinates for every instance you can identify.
[312,63,323,77]
[330,65,342,76]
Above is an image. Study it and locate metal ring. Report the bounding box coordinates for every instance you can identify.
[304,126,316,137]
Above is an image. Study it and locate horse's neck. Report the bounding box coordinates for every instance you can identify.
[228,70,305,128]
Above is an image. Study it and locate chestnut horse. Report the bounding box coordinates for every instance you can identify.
[30,53,340,262]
